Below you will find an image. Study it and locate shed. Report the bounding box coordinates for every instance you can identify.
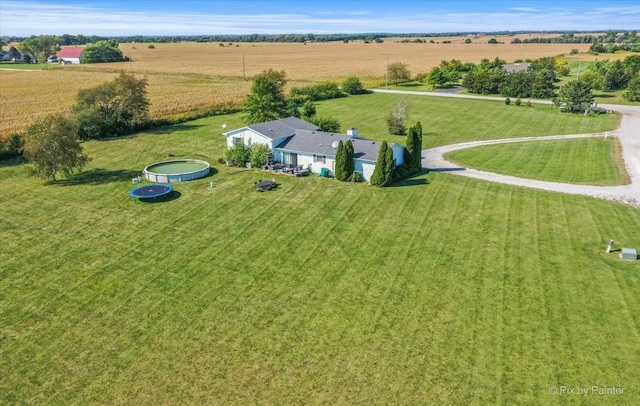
[620,248,637,261]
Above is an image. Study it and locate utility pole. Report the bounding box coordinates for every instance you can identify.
[242,54,246,80]
[386,57,389,89]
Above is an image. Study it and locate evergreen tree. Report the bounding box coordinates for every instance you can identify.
[345,139,355,179]
[412,121,423,170]
[334,140,347,181]
[557,80,593,113]
[383,145,395,186]
[405,125,416,169]
[622,74,640,102]
[370,141,388,186]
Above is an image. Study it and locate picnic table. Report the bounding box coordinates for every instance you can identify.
[255,179,277,192]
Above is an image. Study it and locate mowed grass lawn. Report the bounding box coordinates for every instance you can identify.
[446,137,630,185]
[1,96,639,404]
[316,93,619,147]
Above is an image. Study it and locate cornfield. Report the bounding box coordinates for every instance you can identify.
[0,36,592,139]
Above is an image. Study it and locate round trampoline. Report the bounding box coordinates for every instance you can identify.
[143,159,210,183]
[129,184,173,201]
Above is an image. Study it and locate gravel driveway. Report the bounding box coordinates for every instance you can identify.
[372,89,640,208]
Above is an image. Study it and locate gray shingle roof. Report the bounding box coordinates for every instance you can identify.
[278,130,395,162]
[246,117,400,162]
[248,117,319,140]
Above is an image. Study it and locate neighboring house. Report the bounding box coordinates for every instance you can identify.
[224,117,405,181]
[57,46,84,64]
[502,62,530,73]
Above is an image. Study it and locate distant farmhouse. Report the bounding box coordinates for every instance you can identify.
[224,117,405,181]
[502,62,530,73]
[56,46,84,64]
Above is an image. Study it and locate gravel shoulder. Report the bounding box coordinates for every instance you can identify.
[371,89,640,208]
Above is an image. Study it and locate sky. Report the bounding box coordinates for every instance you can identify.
[1,0,639,37]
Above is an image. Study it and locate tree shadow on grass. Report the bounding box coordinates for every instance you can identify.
[60,168,142,186]
[0,156,27,168]
[392,169,431,187]
[148,123,206,135]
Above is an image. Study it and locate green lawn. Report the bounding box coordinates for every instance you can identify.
[316,93,619,147]
[1,96,639,405]
[446,137,630,185]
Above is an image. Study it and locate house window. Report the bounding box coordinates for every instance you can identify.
[233,137,243,146]
[313,154,326,164]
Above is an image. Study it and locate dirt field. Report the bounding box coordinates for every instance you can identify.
[0,36,593,139]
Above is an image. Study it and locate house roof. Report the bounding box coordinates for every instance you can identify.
[57,46,84,59]
[503,62,530,73]
[230,117,401,162]
[277,129,399,162]
[247,116,319,140]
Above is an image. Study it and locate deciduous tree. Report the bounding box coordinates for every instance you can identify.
[23,114,90,182]
[81,40,127,63]
[388,62,411,85]
[21,35,61,63]
[73,71,149,140]
[243,69,288,124]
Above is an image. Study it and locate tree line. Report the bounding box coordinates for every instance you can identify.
[5,30,636,46]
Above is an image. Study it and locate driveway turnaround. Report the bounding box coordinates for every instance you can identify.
[372,89,640,208]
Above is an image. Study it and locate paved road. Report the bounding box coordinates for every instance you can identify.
[372,89,640,208]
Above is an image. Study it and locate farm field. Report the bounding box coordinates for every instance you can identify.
[446,137,630,186]
[0,38,597,139]
[1,95,639,404]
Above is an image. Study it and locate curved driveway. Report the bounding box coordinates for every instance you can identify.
[372,89,640,208]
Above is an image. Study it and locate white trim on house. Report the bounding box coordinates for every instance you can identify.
[224,117,405,181]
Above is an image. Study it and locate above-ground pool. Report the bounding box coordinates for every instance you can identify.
[144,159,210,183]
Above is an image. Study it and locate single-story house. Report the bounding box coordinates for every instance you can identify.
[57,46,84,64]
[224,117,405,181]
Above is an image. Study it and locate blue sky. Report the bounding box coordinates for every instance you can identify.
[1,0,639,37]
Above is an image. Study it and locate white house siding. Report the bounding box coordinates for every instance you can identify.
[357,161,376,181]
[390,144,405,166]
[225,129,274,149]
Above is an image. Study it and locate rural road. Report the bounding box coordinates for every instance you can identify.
[372,89,640,208]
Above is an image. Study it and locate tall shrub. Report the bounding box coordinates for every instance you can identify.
[345,139,355,178]
[370,141,388,186]
[334,140,348,181]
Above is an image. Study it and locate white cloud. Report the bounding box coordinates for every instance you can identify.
[508,7,540,12]
[1,1,638,37]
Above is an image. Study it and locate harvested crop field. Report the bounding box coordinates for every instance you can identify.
[0,37,592,139]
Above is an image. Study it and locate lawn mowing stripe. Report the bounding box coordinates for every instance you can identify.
[465,181,505,404]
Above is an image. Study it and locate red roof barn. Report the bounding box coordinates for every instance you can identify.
[57,46,84,64]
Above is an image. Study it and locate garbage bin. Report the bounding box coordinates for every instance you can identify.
[320,168,327,177]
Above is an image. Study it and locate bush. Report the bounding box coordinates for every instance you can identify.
[515,98,522,106]
[342,76,365,95]
[309,116,341,133]
[348,172,363,182]
[289,81,344,102]
[250,143,271,168]
[225,143,251,167]
[386,112,406,135]
[526,100,532,107]
[505,97,511,105]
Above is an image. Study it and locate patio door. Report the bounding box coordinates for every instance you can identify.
[284,152,297,166]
